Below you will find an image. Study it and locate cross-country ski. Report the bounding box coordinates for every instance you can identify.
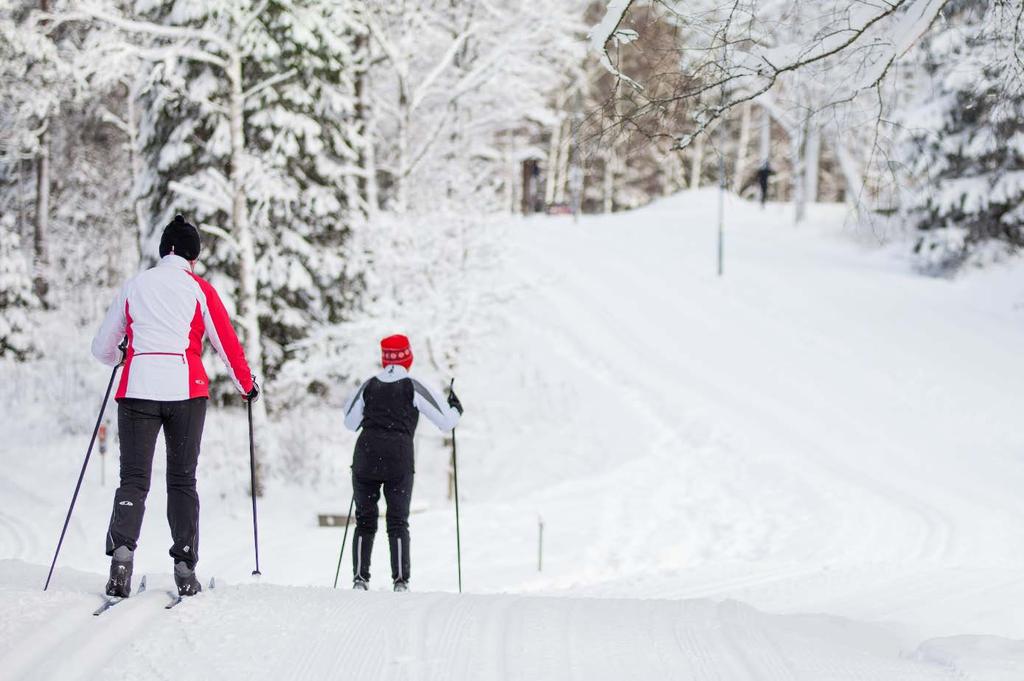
[5,1,1024,680]
[93,575,147,617]
[166,577,216,610]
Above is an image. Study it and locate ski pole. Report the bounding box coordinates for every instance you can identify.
[43,362,120,591]
[247,399,262,576]
[450,378,462,593]
[332,493,355,588]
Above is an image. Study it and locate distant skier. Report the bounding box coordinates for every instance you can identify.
[343,335,463,592]
[91,214,258,599]
[756,162,775,206]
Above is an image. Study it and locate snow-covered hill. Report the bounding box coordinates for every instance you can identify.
[3,191,1024,679]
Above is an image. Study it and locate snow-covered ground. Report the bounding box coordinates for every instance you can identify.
[3,191,1024,679]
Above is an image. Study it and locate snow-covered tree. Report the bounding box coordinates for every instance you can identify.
[304,0,585,398]
[589,0,951,220]
[0,1,72,297]
[0,215,39,359]
[363,0,584,215]
[78,0,366,388]
[278,210,508,400]
[904,0,1024,271]
[2,1,143,312]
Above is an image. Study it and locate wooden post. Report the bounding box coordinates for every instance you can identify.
[98,422,108,486]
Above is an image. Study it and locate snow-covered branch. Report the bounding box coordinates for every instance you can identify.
[410,28,474,111]
[198,223,240,251]
[588,0,642,90]
[242,68,298,103]
[855,0,948,90]
[591,0,946,150]
[65,6,232,53]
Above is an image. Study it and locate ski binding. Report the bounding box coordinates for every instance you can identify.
[93,574,146,616]
[165,576,215,610]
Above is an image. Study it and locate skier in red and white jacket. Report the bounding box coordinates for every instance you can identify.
[92,214,258,599]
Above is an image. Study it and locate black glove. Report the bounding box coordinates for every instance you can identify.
[245,378,260,404]
[447,388,463,415]
[117,337,128,366]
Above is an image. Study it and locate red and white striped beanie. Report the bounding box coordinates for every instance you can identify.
[380,334,413,370]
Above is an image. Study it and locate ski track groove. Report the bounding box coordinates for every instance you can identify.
[676,615,729,681]
[722,603,799,681]
[481,593,515,680]
[14,584,171,681]
[0,509,34,560]
[428,591,471,680]
[1,567,976,681]
[625,600,675,678]
[1,593,100,681]
[281,590,377,681]
[381,590,423,681]
[519,236,960,582]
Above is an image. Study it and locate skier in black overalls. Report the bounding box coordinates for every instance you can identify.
[342,334,463,592]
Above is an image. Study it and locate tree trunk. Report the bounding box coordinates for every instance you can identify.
[17,159,26,236]
[689,132,705,190]
[32,0,51,297]
[833,135,864,212]
[603,148,615,213]
[126,88,147,266]
[759,104,771,165]
[661,149,684,197]
[804,122,821,204]
[395,78,410,213]
[353,30,370,216]
[791,121,806,224]
[733,101,752,194]
[34,127,50,297]
[544,118,562,207]
[228,52,265,418]
[505,145,517,214]
[553,119,571,205]
[363,108,379,220]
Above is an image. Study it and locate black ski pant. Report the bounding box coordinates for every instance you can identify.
[105,398,207,569]
[351,471,413,583]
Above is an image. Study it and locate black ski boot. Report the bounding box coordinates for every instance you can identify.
[353,577,368,591]
[105,546,134,597]
[174,561,202,597]
[393,580,409,593]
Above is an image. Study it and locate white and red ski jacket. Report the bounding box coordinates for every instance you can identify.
[92,254,255,401]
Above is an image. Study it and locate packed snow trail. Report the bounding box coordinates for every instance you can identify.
[3,192,1024,678]
[455,193,1024,640]
[5,561,1017,681]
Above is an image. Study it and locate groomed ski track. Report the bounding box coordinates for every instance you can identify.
[3,191,1024,679]
[0,561,988,681]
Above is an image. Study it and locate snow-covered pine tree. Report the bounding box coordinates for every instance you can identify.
[0,0,70,298]
[125,0,364,388]
[241,1,363,378]
[906,0,1024,271]
[0,215,39,360]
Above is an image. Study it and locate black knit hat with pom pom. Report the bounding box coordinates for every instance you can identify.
[159,214,201,261]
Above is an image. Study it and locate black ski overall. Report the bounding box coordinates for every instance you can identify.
[106,397,207,569]
[351,376,419,583]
